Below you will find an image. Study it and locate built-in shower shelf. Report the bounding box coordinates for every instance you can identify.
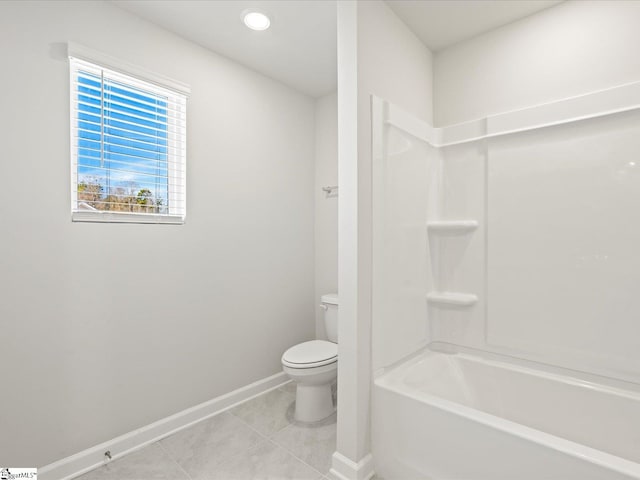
[427,220,478,234]
[427,292,478,307]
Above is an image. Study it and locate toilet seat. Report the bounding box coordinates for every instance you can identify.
[282,340,337,369]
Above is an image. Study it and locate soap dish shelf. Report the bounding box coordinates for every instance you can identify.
[427,220,478,234]
[427,292,478,307]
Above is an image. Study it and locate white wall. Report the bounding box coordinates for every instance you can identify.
[0,0,316,467]
[434,0,640,126]
[335,0,433,476]
[315,93,338,338]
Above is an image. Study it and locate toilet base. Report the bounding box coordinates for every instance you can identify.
[295,383,335,423]
[282,361,338,424]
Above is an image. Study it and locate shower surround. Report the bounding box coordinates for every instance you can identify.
[370,82,640,479]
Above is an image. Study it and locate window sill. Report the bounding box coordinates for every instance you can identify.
[72,211,185,225]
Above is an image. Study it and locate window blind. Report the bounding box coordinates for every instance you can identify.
[70,58,187,223]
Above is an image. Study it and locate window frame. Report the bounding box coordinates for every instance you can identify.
[68,43,189,224]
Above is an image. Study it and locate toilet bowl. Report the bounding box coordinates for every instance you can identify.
[281,293,338,423]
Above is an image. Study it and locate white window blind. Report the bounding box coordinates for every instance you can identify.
[70,57,187,223]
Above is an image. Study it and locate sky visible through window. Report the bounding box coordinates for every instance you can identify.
[76,70,169,214]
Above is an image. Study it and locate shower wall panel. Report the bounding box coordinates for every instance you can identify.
[487,109,640,384]
[429,141,487,348]
[374,86,640,384]
[372,123,435,371]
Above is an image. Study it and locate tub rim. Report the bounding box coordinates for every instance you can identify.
[374,344,640,479]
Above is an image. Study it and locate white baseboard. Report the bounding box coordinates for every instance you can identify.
[39,372,289,480]
[329,452,375,480]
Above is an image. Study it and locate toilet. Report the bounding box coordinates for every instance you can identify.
[281,293,338,423]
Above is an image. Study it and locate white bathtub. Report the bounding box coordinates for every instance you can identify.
[372,343,640,480]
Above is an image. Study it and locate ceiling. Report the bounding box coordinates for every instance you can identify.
[110,0,337,98]
[386,0,562,52]
[111,0,563,98]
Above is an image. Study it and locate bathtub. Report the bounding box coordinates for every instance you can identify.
[372,343,640,480]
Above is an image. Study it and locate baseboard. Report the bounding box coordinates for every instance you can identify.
[329,452,375,480]
[39,372,289,480]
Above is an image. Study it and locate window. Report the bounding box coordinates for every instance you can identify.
[69,52,188,223]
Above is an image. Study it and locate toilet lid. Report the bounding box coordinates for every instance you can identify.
[282,340,337,368]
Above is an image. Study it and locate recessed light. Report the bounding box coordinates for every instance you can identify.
[243,11,270,31]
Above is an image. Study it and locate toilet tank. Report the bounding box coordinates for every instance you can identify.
[321,293,339,343]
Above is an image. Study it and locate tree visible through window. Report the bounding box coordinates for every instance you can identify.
[70,57,187,222]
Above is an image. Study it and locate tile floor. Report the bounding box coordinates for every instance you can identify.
[77,382,337,480]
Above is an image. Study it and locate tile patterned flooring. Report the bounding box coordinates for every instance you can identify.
[77,382,336,480]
